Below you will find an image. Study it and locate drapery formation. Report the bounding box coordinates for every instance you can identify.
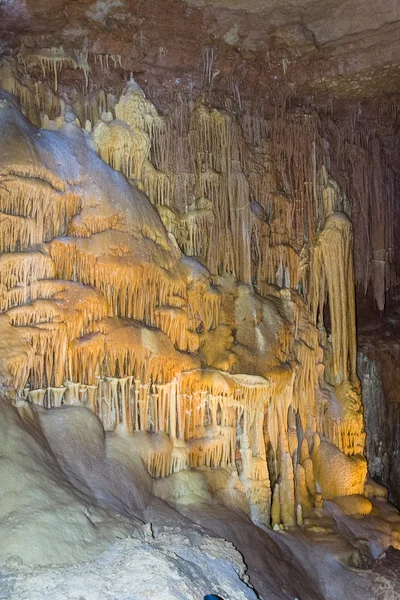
[0,73,368,528]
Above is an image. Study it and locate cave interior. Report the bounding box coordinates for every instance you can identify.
[0,1,400,599]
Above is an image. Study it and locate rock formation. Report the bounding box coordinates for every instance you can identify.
[0,3,400,596]
[0,71,373,532]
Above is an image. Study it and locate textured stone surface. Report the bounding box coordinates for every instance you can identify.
[359,318,400,508]
[0,0,399,97]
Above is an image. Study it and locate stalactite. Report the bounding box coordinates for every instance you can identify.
[22,47,90,92]
[227,163,252,283]
[68,333,105,385]
[0,178,81,252]
[158,199,214,259]
[311,209,357,385]
[92,119,150,182]
[292,339,318,429]
[0,58,61,125]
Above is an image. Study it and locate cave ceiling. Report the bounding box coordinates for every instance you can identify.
[1,0,400,99]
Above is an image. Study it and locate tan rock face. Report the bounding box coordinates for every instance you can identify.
[312,436,367,499]
[331,494,373,516]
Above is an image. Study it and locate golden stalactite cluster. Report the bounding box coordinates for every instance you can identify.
[0,73,371,529]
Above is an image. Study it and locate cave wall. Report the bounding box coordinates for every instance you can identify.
[0,47,399,523]
[359,331,400,508]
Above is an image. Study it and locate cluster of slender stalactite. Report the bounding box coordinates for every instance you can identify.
[1,52,397,310]
[0,64,373,528]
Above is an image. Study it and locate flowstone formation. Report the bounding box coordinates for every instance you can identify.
[0,72,372,532]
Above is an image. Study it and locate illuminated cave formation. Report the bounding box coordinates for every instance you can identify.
[0,78,367,526]
[0,7,400,594]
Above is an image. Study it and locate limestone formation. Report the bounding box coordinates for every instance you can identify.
[0,65,374,528]
[0,0,400,594]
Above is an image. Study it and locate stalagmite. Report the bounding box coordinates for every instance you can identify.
[28,388,46,407]
[64,382,81,405]
[271,483,281,528]
[86,384,98,413]
[299,437,310,464]
[302,458,316,496]
[278,432,296,528]
[295,464,313,518]
[314,493,324,510]
[296,504,303,526]
[48,386,66,408]
[312,433,367,499]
